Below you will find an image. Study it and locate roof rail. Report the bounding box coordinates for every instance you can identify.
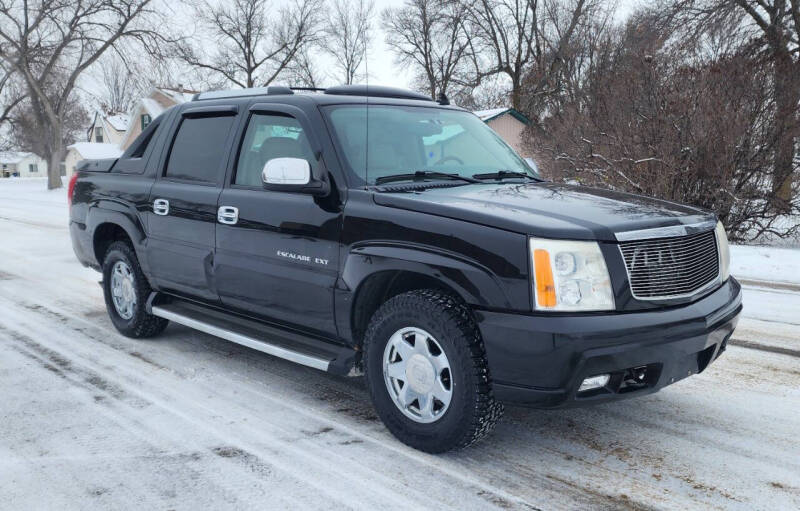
[324,85,433,102]
[191,84,435,102]
[193,85,294,101]
[290,87,326,93]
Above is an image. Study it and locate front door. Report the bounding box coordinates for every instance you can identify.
[215,105,341,337]
[146,105,238,301]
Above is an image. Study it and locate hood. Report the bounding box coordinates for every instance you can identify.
[372,182,715,241]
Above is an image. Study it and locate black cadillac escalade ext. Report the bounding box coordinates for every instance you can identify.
[69,85,742,452]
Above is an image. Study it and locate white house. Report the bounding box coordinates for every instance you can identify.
[474,108,532,157]
[119,87,196,150]
[86,111,129,146]
[63,143,123,178]
[0,152,48,178]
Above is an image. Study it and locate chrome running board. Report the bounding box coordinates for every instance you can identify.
[152,302,336,372]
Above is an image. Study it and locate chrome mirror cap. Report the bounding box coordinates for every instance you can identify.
[262,157,311,186]
[524,157,539,174]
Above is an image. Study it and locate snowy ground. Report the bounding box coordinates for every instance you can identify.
[1,178,799,510]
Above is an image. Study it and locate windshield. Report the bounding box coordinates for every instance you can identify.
[323,104,539,186]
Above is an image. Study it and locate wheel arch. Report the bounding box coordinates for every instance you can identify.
[339,243,512,348]
[93,223,135,264]
[87,205,150,278]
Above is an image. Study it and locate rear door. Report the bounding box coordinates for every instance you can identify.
[214,101,342,337]
[146,104,239,301]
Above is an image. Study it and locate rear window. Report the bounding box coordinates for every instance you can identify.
[165,116,234,183]
[121,115,162,160]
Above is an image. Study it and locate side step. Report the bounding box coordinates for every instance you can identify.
[150,298,356,375]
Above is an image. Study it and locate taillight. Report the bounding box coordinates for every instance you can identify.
[67,172,79,206]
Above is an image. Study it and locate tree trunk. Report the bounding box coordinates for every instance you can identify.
[47,145,65,190]
[771,51,798,212]
[511,80,521,110]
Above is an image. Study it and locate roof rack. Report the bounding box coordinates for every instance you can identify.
[324,85,433,102]
[192,84,435,102]
[290,87,326,93]
[192,85,294,101]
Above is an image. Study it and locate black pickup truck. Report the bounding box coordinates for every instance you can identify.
[69,85,742,452]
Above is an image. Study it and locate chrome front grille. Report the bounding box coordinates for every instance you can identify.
[619,230,719,299]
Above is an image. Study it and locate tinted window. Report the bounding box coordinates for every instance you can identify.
[166,116,235,182]
[235,113,316,187]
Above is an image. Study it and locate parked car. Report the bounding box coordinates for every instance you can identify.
[68,85,742,453]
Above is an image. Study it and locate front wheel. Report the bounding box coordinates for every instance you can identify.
[102,241,168,338]
[363,290,503,453]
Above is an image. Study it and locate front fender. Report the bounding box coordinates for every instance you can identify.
[336,241,515,342]
[346,242,511,305]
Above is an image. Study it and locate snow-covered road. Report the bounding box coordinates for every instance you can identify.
[1,179,798,510]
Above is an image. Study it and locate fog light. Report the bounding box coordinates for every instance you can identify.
[579,374,610,392]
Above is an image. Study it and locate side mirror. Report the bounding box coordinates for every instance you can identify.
[524,157,540,174]
[262,157,311,186]
[261,157,329,195]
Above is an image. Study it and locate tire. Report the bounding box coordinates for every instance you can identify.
[363,289,503,453]
[102,241,168,338]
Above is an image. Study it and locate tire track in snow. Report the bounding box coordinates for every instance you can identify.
[0,326,329,509]
[0,267,565,508]
[0,294,542,510]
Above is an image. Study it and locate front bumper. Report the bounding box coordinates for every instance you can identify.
[475,278,742,408]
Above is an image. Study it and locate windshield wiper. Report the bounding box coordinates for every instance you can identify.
[374,170,481,185]
[472,170,541,181]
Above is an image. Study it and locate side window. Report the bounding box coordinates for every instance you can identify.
[166,115,235,183]
[235,113,316,187]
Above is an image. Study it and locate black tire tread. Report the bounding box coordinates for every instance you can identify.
[363,289,503,452]
[103,241,168,338]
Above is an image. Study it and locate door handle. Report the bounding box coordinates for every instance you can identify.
[217,206,239,225]
[153,199,169,216]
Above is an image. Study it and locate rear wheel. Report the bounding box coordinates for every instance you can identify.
[102,241,168,338]
[363,289,503,453]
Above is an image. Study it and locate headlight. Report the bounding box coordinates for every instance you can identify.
[530,238,615,311]
[714,221,730,281]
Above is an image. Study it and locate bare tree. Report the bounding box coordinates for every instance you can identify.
[91,53,150,113]
[0,0,165,189]
[0,63,24,127]
[288,46,325,88]
[10,91,88,164]
[451,74,508,109]
[671,0,800,210]
[464,0,597,110]
[180,0,323,89]
[323,0,374,84]
[531,10,799,241]
[383,0,474,99]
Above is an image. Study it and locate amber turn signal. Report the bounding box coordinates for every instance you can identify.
[533,249,556,308]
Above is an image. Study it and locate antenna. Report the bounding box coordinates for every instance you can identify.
[364,36,369,187]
